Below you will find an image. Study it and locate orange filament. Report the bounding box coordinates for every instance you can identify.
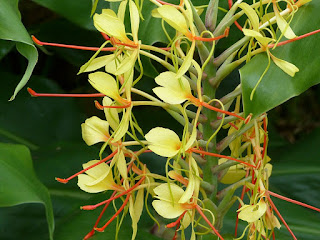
[56,150,118,183]
[267,190,320,213]
[81,174,146,210]
[100,32,110,41]
[190,148,255,168]
[266,194,297,240]
[32,36,116,51]
[268,29,320,48]
[166,211,187,228]
[27,88,105,98]
[94,193,131,232]
[195,205,224,240]
[194,28,230,42]
[83,191,118,240]
[189,96,245,121]
[94,100,131,110]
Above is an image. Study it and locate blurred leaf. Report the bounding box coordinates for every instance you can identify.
[241,1,320,116]
[0,39,14,60]
[31,0,109,30]
[0,72,87,147]
[0,0,38,100]
[0,143,54,240]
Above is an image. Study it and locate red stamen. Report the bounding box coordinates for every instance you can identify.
[268,29,320,48]
[195,205,224,240]
[56,150,118,183]
[266,194,297,240]
[27,88,105,98]
[217,116,239,130]
[100,32,110,41]
[94,100,131,110]
[84,191,118,240]
[228,0,243,31]
[201,101,245,121]
[190,148,255,168]
[32,35,116,51]
[81,175,146,210]
[155,0,179,6]
[267,190,320,213]
[194,28,230,42]
[95,193,131,232]
[166,211,187,228]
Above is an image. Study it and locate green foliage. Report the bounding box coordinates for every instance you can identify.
[241,1,320,117]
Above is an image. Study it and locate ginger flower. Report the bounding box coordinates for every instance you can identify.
[81,116,110,146]
[77,160,119,193]
[238,199,267,223]
[145,127,196,157]
[153,71,192,104]
[152,183,194,227]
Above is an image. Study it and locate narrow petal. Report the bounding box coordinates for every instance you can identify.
[80,55,114,73]
[88,71,121,100]
[176,41,195,78]
[242,29,275,46]
[103,97,120,131]
[274,8,296,39]
[239,2,260,31]
[129,0,140,43]
[270,54,299,77]
[112,107,132,142]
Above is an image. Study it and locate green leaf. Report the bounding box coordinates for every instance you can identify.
[0,0,38,100]
[31,0,109,30]
[0,143,54,240]
[0,39,14,60]
[240,1,320,116]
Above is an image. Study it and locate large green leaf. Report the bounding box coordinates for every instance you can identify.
[240,1,320,116]
[0,0,38,100]
[31,0,109,30]
[0,143,54,240]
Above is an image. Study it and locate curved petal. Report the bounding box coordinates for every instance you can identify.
[145,127,181,157]
[153,183,184,202]
[152,200,185,219]
[88,71,121,100]
[81,116,110,146]
[238,200,267,223]
[153,87,188,104]
[77,174,113,193]
[82,160,114,186]
[80,55,114,73]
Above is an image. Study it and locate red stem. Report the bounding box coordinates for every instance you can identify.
[266,194,297,240]
[81,175,146,210]
[94,193,131,232]
[32,35,116,51]
[201,102,245,121]
[194,28,230,42]
[28,88,105,98]
[56,150,118,183]
[268,190,320,213]
[195,205,224,240]
[268,29,320,48]
[191,148,256,168]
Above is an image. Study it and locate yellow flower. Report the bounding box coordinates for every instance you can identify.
[81,116,110,146]
[77,160,117,193]
[238,199,267,223]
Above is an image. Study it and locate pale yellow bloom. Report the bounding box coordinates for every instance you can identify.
[81,116,110,146]
[238,199,267,223]
[77,160,116,193]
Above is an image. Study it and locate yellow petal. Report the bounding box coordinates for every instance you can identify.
[88,71,121,100]
[219,158,246,184]
[82,160,114,186]
[80,55,113,73]
[270,54,299,77]
[129,0,140,43]
[239,2,260,31]
[116,150,127,179]
[114,49,138,75]
[152,200,185,219]
[104,54,124,75]
[94,10,130,43]
[154,71,192,105]
[153,183,184,202]
[176,40,195,78]
[274,8,296,39]
[103,97,120,131]
[112,107,132,142]
[145,127,181,157]
[238,200,267,223]
[81,116,110,146]
[242,29,275,46]
[77,174,113,193]
[117,1,127,22]
[157,5,189,35]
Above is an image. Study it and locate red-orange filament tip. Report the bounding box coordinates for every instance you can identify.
[55,178,68,184]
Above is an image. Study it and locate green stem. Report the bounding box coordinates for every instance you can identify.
[205,0,219,31]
